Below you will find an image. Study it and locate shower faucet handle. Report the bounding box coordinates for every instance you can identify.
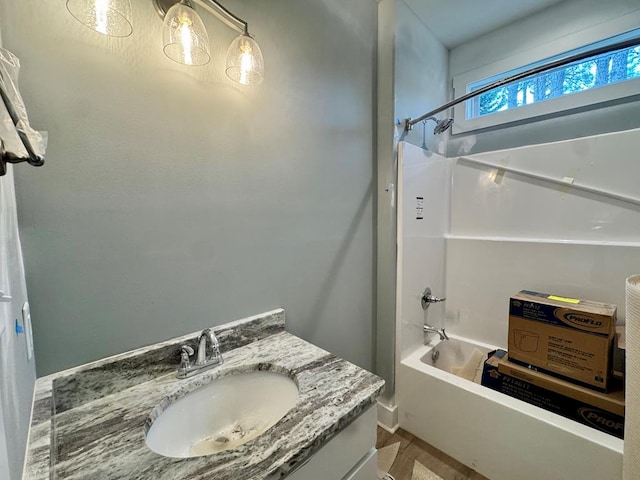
[421,287,446,310]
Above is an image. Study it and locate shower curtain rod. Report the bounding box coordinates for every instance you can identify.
[403,35,640,132]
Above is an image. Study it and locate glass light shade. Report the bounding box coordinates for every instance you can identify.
[66,0,133,37]
[226,34,264,86]
[162,2,211,66]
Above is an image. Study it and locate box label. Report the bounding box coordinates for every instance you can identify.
[508,315,610,390]
[548,295,581,304]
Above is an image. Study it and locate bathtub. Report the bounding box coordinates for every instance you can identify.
[419,336,491,382]
[396,334,623,480]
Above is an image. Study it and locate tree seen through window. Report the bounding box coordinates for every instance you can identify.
[473,45,640,118]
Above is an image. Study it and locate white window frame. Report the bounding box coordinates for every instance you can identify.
[452,13,640,134]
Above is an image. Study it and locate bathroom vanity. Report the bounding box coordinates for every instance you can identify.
[23,309,384,480]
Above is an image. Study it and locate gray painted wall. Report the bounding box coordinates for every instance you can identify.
[394,1,449,154]
[0,0,377,376]
[0,165,36,480]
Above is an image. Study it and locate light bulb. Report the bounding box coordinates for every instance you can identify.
[94,0,109,34]
[239,45,253,85]
[179,17,195,65]
[66,0,133,37]
[162,2,210,66]
[226,34,264,85]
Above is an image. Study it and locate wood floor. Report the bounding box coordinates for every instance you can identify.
[376,427,489,480]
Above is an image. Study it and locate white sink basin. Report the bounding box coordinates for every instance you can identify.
[145,371,299,458]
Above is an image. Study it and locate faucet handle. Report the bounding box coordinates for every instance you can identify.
[421,287,446,310]
[181,345,194,355]
[180,344,194,365]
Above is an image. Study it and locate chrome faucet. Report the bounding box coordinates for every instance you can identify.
[177,328,223,378]
[196,328,220,365]
[424,324,449,341]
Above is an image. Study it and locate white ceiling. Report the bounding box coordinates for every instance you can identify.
[404,0,567,49]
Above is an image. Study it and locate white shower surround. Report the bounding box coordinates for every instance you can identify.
[394,133,640,478]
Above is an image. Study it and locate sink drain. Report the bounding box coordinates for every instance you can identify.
[189,417,270,456]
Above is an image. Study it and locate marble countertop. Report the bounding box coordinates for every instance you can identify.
[23,309,384,480]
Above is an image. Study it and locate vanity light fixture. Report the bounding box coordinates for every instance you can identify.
[66,0,264,85]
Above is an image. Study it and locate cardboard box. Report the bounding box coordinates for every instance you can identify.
[481,350,625,439]
[508,290,616,391]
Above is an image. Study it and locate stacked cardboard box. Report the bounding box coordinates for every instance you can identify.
[507,290,616,392]
[480,291,624,438]
[482,349,625,439]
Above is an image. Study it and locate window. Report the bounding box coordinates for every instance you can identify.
[452,26,640,133]
[468,30,640,120]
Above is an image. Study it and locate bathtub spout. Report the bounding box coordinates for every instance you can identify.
[424,325,449,341]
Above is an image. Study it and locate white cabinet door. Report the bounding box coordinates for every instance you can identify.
[287,406,377,480]
[342,448,377,480]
